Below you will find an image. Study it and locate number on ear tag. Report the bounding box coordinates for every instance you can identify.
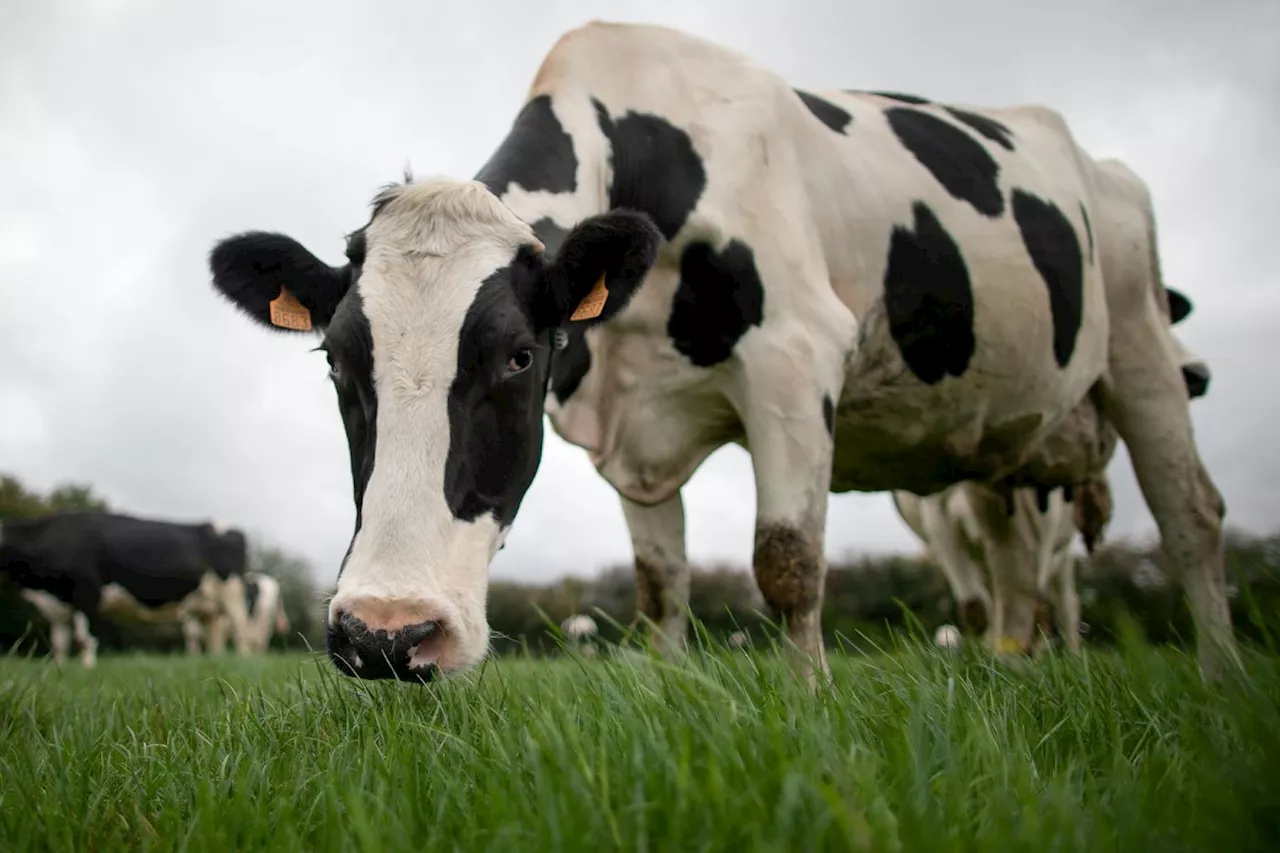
[269,286,313,331]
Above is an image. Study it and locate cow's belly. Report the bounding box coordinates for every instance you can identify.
[98,573,224,624]
[830,294,1108,495]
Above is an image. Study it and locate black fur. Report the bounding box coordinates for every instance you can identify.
[209,232,351,330]
[475,95,578,197]
[885,107,1005,218]
[667,239,765,367]
[883,202,976,385]
[943,107,1015,151]
[1012,189,1085,368]
[594,99,706,240]
[794,89,853,134]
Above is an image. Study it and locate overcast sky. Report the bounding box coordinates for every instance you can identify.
[2,0,1276,587]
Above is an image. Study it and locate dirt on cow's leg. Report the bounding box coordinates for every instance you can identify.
[753,523,829,685]
[621,492,690,656]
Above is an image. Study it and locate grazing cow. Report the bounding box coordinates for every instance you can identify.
[183,571,291,654]
[899,483,1088,654]
[206,21,1237,682]
[895,282,1211,652]
[0,511,251,666]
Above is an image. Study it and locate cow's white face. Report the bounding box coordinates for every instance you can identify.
[210,178,660,680]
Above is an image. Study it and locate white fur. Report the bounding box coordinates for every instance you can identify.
[328,180,538,674]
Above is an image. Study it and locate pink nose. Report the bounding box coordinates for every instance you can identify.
[326,598,448,681]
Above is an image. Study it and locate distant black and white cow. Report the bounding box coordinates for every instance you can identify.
[182,571,291,654]
[895,282,1212,653]
[206,21,1237,682]
[0,511,251,666]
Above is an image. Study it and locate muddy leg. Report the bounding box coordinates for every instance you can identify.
[620,492,690,655]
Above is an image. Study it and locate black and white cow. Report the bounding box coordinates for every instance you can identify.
[894,282,1213,652]
[0,510,251,666]
[206,21,1238,682]
[183,571,291,654]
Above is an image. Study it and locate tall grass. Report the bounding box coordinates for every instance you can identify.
[1,638,1277,852]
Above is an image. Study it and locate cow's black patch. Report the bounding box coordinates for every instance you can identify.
[795,89,852,134]
[1012,189,1084,368]
[886,108,1004,218]
[443,258,549,526]
[475,95,578,197]
[244,575,261,615]
[855,90,932,105]
[668,239,765,367]
[593,99,706,240]
[943,107,1015,151]
[1079,202,1094,266]
[883,202,976,385]
[822,394,835,437]
[322,286,378,520]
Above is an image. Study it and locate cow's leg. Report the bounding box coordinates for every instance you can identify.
[205,614,229,654]
[1052,551,1082,654]
[72,611,99,668]
[620,492,690,654]
[21,590,74,665]
[181,616,204,655]
[739,376,837,686]
[1101,326,1241,680]
[967,487,1041,657]
[918,498,993,636]
[216,574,252,655]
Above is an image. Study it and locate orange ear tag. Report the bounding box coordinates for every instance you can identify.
[269,286,313,331]
[569,275,609,322]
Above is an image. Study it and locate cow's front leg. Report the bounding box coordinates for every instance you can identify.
[740,380,837,686]
[620,492,690,655]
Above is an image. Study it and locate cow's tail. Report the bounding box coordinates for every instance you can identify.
[1072,476,1114,555]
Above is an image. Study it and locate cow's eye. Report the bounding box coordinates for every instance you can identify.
[505,348,533,375]
[327,354,342,383]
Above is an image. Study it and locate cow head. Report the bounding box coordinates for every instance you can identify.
[209,178,660,681]
[1163,286,1211,399]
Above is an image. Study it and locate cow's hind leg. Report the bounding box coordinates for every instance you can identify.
[72,611,99,668]
[967,487,1041,658]
[1101,322,1241,680]
[1053,551,1082,654]
[620,492,690,655]
[918,496,993,636]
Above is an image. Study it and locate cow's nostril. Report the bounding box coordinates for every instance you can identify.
[326,610,445,681]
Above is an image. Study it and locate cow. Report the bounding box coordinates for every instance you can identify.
[895,282,1212,653]
[182,571,291,654]
[0,510,252,666]
[898,483,1088,654]
[205,21,1238,683]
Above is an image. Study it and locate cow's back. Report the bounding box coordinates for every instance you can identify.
[520,23,1116,501]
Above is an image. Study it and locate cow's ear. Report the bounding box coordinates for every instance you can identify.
[529,210,662,330]
[1166,287,1193,325]
[209,231,351,332]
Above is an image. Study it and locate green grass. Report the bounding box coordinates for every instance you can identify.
[1,640,1278,852]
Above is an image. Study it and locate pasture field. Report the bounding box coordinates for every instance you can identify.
[1,639,1278,852]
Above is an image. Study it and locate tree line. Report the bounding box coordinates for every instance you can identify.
[2,472,1277,658]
